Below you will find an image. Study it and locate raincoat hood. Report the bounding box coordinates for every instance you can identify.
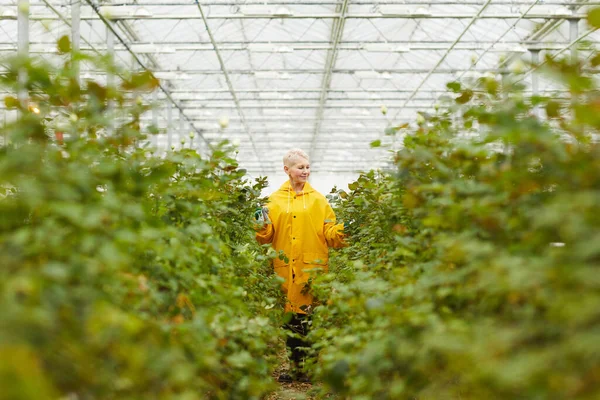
[280,181,315,213]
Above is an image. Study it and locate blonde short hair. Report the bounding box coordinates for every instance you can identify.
[283,148,309,167]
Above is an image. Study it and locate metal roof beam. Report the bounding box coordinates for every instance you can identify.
[157,133,388,138]
[29,13,589,21]
[5,40,576,46]
[151,116,408,121]
[175,92,571,101]
[144,118,418,123]
[161,104,437,109]
[79,67,583,75]
[164,88,569,95]
[100,1,600,5]
[3,42,576,52]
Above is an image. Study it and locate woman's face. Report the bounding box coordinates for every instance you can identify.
[285,157,310,186]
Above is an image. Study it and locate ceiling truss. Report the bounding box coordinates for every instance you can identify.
[1,0,598,176]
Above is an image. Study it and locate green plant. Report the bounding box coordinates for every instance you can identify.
[0,37,284,400]
[309,31,600,400]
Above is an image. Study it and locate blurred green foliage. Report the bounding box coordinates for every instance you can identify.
[4,20,600,399]
[309,26,600,400]
[0,37,285,399]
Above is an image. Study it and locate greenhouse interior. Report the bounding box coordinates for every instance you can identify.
[1,1,599,399]
[3,0,599,191]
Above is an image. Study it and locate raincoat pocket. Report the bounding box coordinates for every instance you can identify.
[297,252,328,284]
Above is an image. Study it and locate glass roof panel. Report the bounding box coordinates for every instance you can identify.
[1,0,597,182]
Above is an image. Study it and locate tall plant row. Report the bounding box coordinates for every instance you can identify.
[0,40,285,400]
[2,13,600,399]
[309,19,600,400]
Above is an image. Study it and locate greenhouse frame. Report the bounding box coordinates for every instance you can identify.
[1,0,598,182]
[2,2,600,399]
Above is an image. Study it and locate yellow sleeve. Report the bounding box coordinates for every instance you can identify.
[323,204,347,249]
[255,223,274,245]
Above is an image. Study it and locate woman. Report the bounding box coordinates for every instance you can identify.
[254,149,346,382]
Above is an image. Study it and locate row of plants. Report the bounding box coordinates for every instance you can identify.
[3,13,600,398]
[0,40,286,399]
[308,13,600,400]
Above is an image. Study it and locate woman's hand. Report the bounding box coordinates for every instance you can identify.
[253,207,271,229]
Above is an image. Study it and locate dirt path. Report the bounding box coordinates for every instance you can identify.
[265,381,315,400]
[265,348,321,400]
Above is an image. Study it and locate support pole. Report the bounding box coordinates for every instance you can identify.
[179,111,185,148]
[152,90,158,148]
[569,11,579,115]
[3,109,7,146]
[71,0,80,83]
[569,15,578,63]
[530,49,540,118]
[167,103,172,150]
[106,24,115,135]
[106,25,114,86]
[17,0,29,55]
[17,0,29,110]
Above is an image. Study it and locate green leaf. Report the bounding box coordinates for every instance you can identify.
[57,35,71,54]
[484,78,499,95]
[370,140,382,148]
[225,351,253,368]
[530,95,547,106]
[586,7,600,28]
[147,124,160,135]
[456,89,473,104]
[121,71,160,91]
[447,81,462,93]
[546,101,561,118]
[4,96,19,108]
[385,123,409,136]
[590,53,600,67]
[86,81,107,102]
[325,359,350,391]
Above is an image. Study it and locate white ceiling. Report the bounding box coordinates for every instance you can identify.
[1,0,598,176]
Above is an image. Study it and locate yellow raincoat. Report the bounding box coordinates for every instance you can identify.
[256,181,346,314]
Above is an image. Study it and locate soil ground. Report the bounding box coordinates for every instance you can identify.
[264,346,322,400]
